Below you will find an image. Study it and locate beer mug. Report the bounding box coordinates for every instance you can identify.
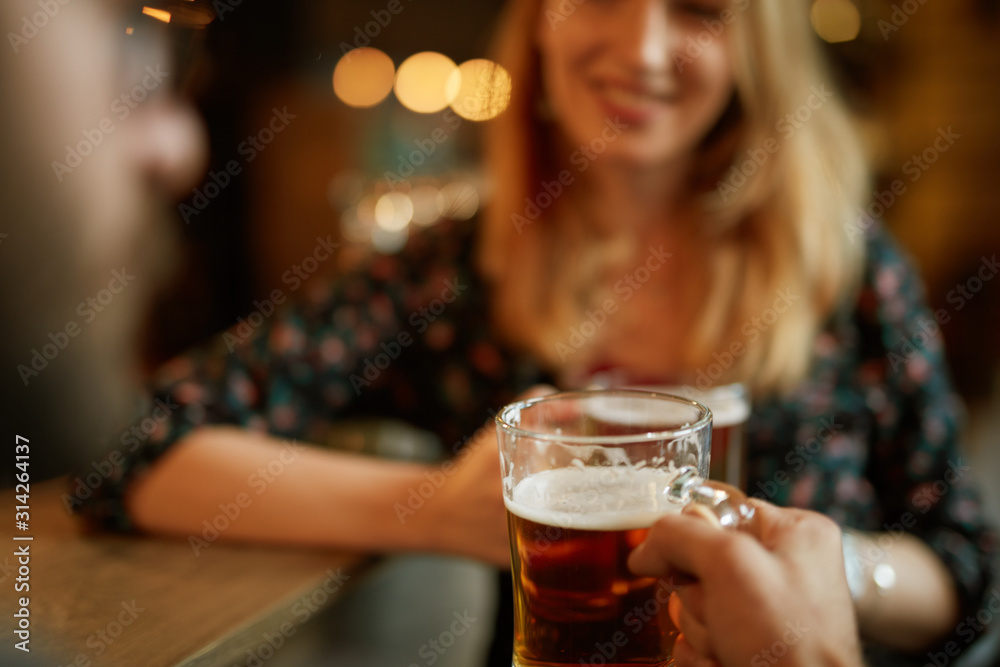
[496,390,753,667]
[635,383,750,490]
[588,374,751,490]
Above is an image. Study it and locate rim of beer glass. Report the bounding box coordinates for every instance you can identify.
[618,381,746,401]
[496,389,712,445]
[624,382,748,426]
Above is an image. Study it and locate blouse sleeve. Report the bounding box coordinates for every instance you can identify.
[860,224,997,628]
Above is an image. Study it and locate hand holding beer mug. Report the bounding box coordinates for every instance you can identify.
[496,390,754,666]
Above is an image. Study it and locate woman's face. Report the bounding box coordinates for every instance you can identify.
[537,0,737,167]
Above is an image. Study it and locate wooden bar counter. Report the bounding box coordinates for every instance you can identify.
[2,478,366,666]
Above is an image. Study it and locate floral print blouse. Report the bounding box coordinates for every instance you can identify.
[76,218,996,664]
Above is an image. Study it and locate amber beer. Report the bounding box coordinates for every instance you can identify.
[505,467,680,667]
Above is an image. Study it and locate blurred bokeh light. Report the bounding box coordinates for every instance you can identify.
[810,0,861,43]
[394,52,459,113]
[439,181,479,220]
[447,59,512,121]
[371,227,409,254]
[374,192,414,232]
[409,184,444,226]
[141,6,172,23]
[333,48,396,108]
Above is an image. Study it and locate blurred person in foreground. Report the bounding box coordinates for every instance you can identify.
[0,0,210,482]
[71,0,996,664]
[0,1,210,664]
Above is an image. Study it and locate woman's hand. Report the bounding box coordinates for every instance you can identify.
[415,385,556,568]
[415,419,512,567]
[628,500,862,667]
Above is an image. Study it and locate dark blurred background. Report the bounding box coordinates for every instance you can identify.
[144,0,1000,503]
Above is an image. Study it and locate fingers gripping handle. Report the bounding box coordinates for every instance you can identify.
[665,466,756,528]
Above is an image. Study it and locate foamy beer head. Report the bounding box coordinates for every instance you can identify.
[496,391,713,666]
[498,390,713,492]
[697,384,750,428]
[505,466,684,531]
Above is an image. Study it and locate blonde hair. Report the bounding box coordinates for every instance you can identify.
[478,0,870,396]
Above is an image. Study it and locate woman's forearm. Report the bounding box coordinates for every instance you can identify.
[853,532,960,651]
[125,426,443,555]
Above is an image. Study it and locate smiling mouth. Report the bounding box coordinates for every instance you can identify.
[597,83,676,110]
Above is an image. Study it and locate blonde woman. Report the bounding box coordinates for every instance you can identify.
[481,1,993,662]
[77,0,994,664]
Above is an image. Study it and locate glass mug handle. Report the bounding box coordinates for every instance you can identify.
[665,466,756,528]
